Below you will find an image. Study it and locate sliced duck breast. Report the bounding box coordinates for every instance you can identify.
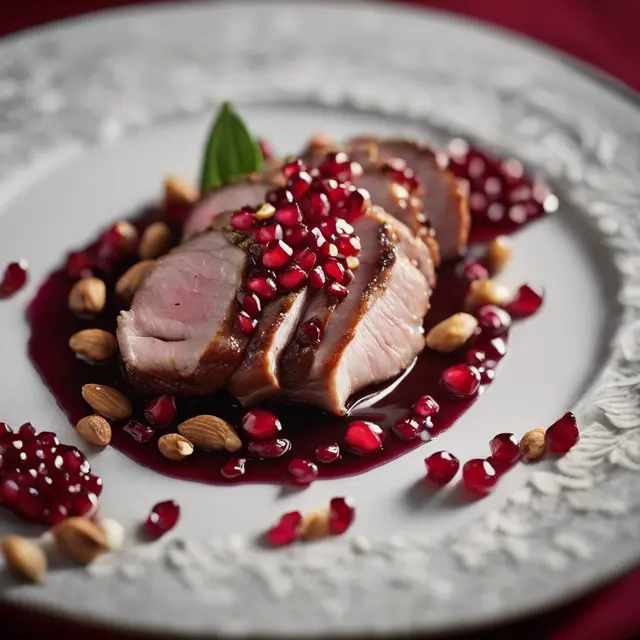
[280,209,431,415]
[347,137,470,259]
[182,180,271,240]
[118,213,251,395]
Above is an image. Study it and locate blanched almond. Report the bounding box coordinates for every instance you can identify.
[520,429,546,461]
[113,220,139,255]
[139,222,173,260]
[464,279,511,311]
[115,260,155,302]
[158,433,194,460]
[76,415,112,446]
[426,313,478,352]
[68,277,106,315]
[178,415,242,452]
[69,329,117,362]
[164,174,197,204]
[1,535,47,583]
[299,509,330,541]
[82,384,132,421]
[483,236,512,274]
[51,518,108,565]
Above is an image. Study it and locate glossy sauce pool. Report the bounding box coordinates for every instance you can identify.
[26,145,551,485]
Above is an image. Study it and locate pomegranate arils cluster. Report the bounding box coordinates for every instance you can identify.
[231,154,368,335]
[0,261,28,298]
[444,140,557,227]
[0,421,101,525]
[145,500,180,538]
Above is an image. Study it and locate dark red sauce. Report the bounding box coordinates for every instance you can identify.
[27,144,550,486]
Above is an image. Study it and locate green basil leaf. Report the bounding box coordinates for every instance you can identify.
[200,102,264,192]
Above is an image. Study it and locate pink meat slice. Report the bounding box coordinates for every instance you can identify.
[118,215,250,395]
[182,181,271,240]
[280,210,431,415]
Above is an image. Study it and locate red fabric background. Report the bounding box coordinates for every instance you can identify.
[1,1,640,638]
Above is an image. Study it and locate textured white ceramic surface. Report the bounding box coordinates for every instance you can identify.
[0,2,639,637]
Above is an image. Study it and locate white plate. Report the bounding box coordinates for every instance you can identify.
[0,1,639,637]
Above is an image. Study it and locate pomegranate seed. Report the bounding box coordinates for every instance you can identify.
[462,459,498,497]
[242,409,281,439]
[146,500,180,538]
[344,188,370,221]
[293,247,316,271]
[254,223,283,244]
[476,305,511,337]
[236,311,258,334]
[545,412,579,453]
[246,274,278,301]
[66,251,93,279]
[56,445,88,473]
[288,458,318,485]
[300,192,330,221]
[0,422,11,437]
[1,477,19,504]
[478,367,495,384]
[278,265,306,291]
[18,423,36,439]
[326,282,348,298]
[0,261,28,298]
[328,497,355,535]
[320,178,348,204]
[489,433,520,466]
[262,240,293,269]
[507,284,544,318]
[248,438,291,459]
[266,187,294,207]
[335,235,361,257]
[284,223,309,247]
[319,152,353,182]
[316,443,340,464]
[308,266,326,289]
[42,503,69,525]
[345,421,383,454]
[287,171,313,199]
[463,261,489,281]
[84,474,103,496]
[237,291,261,316]
[425,451,460,485]
[282,159,304,180]
[414,395,440,418]
[69,490,99,517]
[297,317,324,344]
[308,227,327,252]
[123,421,155,444]
[318,242,339,260]
[36,431,58,448]
[323,259,345,283]
[230,210,256,231]
[441,364,481,398]
[392,416,421,441]
[267,511,302,546]
[144,395,177,428]
[275,203,303,227]
[221,456,246,479]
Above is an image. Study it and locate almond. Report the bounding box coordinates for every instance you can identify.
[139,222,173,260]
[68,277,106,315]
[178,415,242,452]
[51,517,108,565]
[164,174,197,204]
[254,203,276,221]
[69,329,118,362]
[426,313,478,352]
[299,509,330,541]
[1,535,47,583]
[158,433,194,460]
[306,133,335,155]
[483,236,512,274]
[346,256,360,271]
[115,260,155,302]
[82,384,132,421]
[464,279,512,311]
[76,415,112,446]
[520,428,546,462]
[112,220,139,255]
